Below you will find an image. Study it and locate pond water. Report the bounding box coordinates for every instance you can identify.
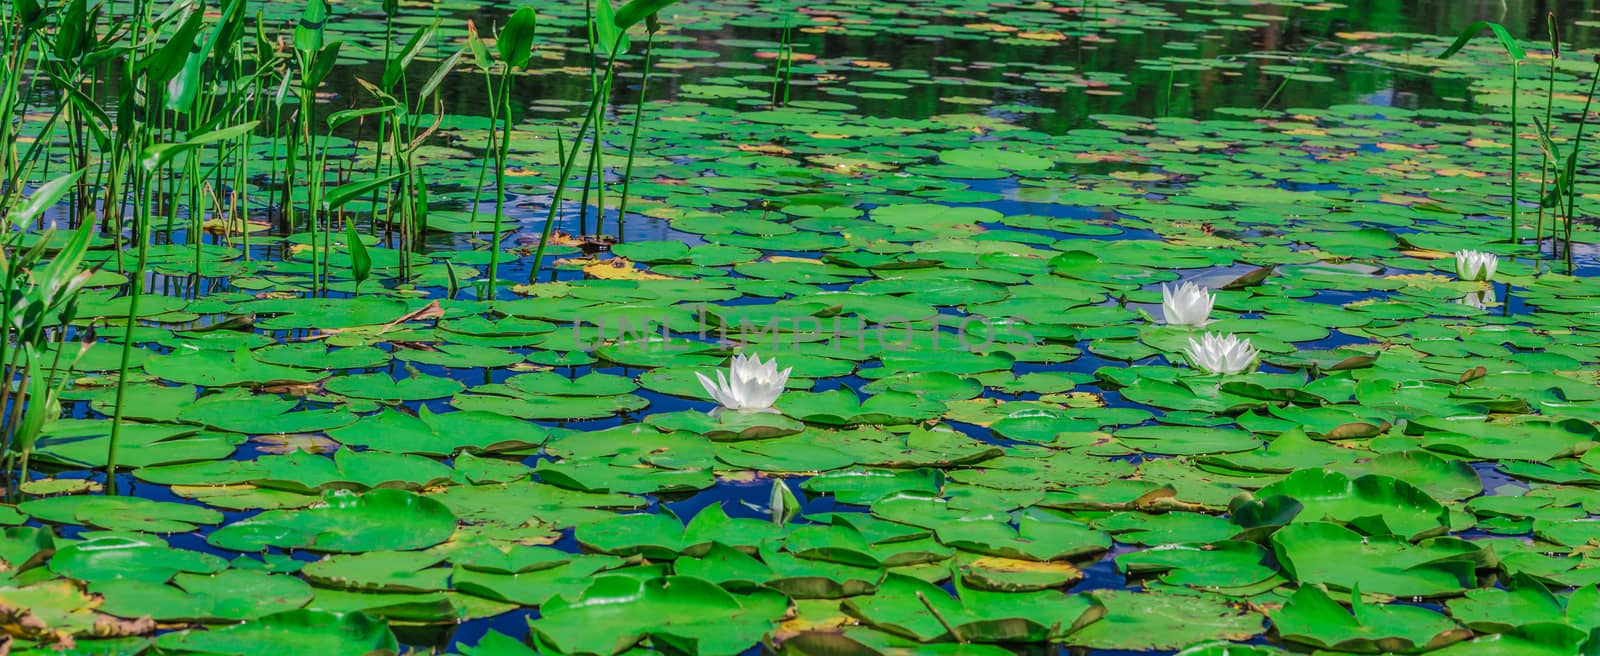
[5,0,1600,654]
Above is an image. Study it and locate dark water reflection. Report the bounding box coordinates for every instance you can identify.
[379,0,1600,135]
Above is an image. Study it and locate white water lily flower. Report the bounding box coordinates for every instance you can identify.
[1182,332,1258,376]
[1454,250,1499,282]
[695,353,791,412]
[1161,282,1215,326]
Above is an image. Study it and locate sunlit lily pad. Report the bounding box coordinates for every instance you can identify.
[207,490,457,553]
[529,575,785,656]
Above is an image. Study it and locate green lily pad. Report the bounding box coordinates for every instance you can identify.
[1273,584,1467,653]
[153,609,398,656]
[1270,522,1479,598]
[1233,469,1451,540]
[1064,590,1265,651]
[529,575,785,656]
[51,535,228,584]
[843,572,1103,643]
[207,490,457,553]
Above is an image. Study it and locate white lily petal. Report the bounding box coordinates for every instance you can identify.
[714,369,741,409]
[1454,249,1499,282]
[700,353,788,412]
[694,371,720,399]
[1182,332,1257,375]
[1161,282,1215,326]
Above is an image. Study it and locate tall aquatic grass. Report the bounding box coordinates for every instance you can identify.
[577,0,619,238]
[771,7,794,108]
[616,15,662,242]
[360,27,458,279]
[529,0,681,281]
[107,122,256,488]
[292,0,341,296]
[368,0,401,228]
[1557,57,1599,273]
[1525,19,1599,273]
[0,172,96,494]
[0,1,48,211]
[0,0,471,489]
[471,9,536,294]
[1537,14,1558,254]
[1438,22,1525,245]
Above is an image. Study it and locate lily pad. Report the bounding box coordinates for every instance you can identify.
[207,490,457,553]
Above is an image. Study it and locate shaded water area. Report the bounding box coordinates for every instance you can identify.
[4,0,1600,654]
